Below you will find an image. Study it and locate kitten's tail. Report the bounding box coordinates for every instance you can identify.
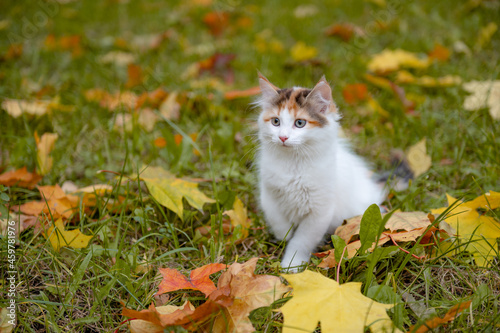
[377,150,414,191]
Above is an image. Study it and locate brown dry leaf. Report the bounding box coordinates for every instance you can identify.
[126,64,144,88]
[18,184,79,220]
[406,138,432,177]
[316,211,449,268]
[0,167,42,189]
[428,43,450,62]
[198,53,236,84]
[212,258,290,333]
[0,212,38,236]
[1,99,51,118]
[203,11,230,36]
[224,86,261,100]
[136,88,168,109]
[3,43,23,61]
[129,302,196,333]
[35,132,58,176]
[325,23,362,42]
[44,34,83,57]
[408,301,472,333]
[342,83,369,105]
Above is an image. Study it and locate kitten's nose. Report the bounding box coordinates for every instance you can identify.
[279,136,288,143]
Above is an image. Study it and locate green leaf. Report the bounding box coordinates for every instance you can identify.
[331,235,347,263]
[358,204,384,255]
[140,166,215,220]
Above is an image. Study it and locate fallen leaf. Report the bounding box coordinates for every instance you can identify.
[428,43,450,62]
[396,70,461,87]
[1,99,50,117]
[198,53,236,84]
[98,51,136,66]
[293,4,318,18]
[0,212,38,236]
[158,91,180,121]
[406,138,431,178]
[18,184,79,220]
[290,41,318,62]
[0,308,14,333]
[367,49,430,74]
[126,64,144,88]
[325,23,355,42]
[342,83,369,104]
[224,86,261,100]
[223,197,251,241]
[408,300,472,333]
[364,73,393,91]
[253,29,285,54]
[279,270,400,333]
[42,218,92,251]
[475,22,497,50]
[84,89,137,111]
[213,258,290,333]
[463,80,500,120]
[44,34,83,57]
[35,132,58,176]
[140,166,215,219]
[154,137,167,148]
[203,11,229,36]
[128,302,196,333]
[157,263,227,297]
[3,43,23,61]
[0,167,42,189]
[431,191,500,267]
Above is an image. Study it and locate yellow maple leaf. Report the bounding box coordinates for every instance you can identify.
[367,49,430,74]
[406,138,432,178]
[396,70,462,87]
[35,132,58,176]
[431,191,500,267]
[42,218,93,251]
[280,270,401,333]
[223,197,251,240]
[290,41,318,62]
[140,166,215,220]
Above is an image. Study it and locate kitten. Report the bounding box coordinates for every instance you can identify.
[256,73,386,272]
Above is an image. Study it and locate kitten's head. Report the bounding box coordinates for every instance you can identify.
[256,73,340,150]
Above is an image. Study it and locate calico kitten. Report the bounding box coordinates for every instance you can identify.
[256,73,386,272]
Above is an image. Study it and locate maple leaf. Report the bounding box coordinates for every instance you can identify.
[408,300,471,333]
[18,184,79,220]
[290,41,318,62]
[128,301,196,333]
[406,138,431,178]
[367,49,430,74]
[279,270,401,333]
[431,191,500,267]
[316,212,449,268]
[42,218,92,251]
[462,80,500,120]
[35,132,58,176]
[396,70,462,87]
[342,83,369,105]
[223,197,251,241]
[157,263,227,297]
[0,167,42,189]
[212,257,290,333]
[140,166,215,219]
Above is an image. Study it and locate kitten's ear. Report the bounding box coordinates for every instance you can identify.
[258,72,279,100]
[307,76,334,113]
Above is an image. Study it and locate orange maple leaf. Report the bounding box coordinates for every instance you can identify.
[0,167,42,189]
[157,263,227,297]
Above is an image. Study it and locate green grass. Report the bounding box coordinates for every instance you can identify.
[1,0,500,331]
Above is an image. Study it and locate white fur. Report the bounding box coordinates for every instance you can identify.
[257,96,385,272]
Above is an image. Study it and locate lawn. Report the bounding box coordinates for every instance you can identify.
[0,0,499,332]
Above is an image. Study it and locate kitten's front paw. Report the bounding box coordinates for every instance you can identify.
[280,255,309,273]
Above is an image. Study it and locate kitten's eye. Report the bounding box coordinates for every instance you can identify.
[271,118,280,126]
[295,119,307,128]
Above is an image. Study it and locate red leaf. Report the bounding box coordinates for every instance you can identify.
[157,263,227,297]
[342,83,369,105]
[203,11,230,36]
